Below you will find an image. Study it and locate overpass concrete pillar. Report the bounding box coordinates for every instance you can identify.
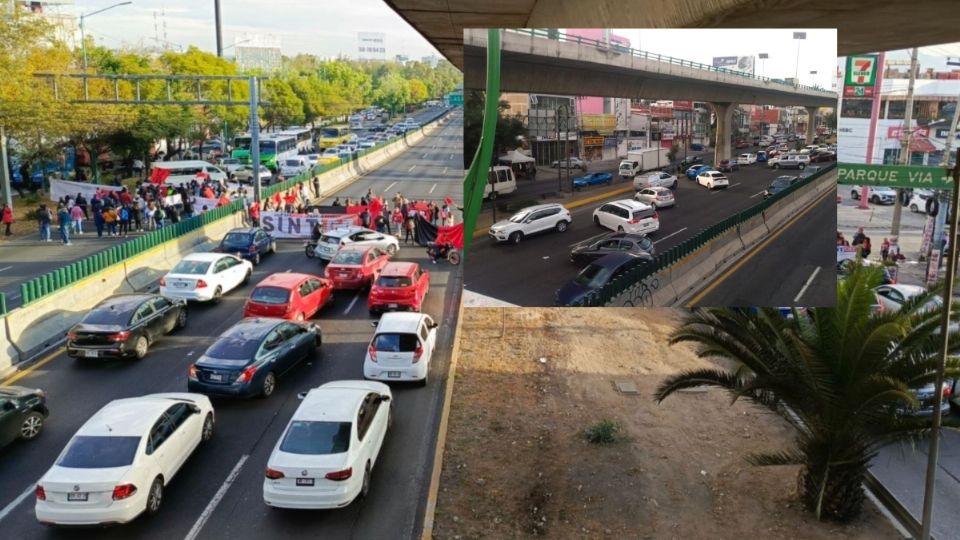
[806,106,818,143]
[710,102,736,166]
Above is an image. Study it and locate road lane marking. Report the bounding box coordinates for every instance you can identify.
[443,167,448,175]
[449,154,454,160]
[344,292,360,315]
[408,165,416,172]
[653,227,688,245]
[429,183,437,194]
[422,153,428,159]
[793,266,822,303]
[0,346,62,386]
[750,191,766,198]
[0,484,34,523]
[184,454,249,540]
[384,182,397,193]
[0,266,11,273]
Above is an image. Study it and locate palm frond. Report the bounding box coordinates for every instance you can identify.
[745,449,806,467]
[654,368,744,403]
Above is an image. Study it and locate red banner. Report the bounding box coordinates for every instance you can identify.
[149,168,171,185]
[435,223,464,249]
[672,100,693,111]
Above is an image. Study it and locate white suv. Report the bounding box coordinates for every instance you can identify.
[592,199,660,235]
[488,203,572,244]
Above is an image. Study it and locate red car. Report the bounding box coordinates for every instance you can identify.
[368,262,430,314]
[324,245,391,289]
[243,272,334,321]
[734,141,750,149]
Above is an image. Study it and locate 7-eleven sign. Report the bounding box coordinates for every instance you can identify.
[845,55,878,87]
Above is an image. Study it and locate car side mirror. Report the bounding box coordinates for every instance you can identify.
[429,322,438,329]
[189,404,201,414]
[371,320,379,327]
[379,395,391,403]
[2,401,14,411]
[297,391,308,400]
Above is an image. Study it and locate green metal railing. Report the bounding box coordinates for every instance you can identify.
[563,162,837,307]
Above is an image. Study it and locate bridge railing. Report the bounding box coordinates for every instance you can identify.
[506,28,831,94]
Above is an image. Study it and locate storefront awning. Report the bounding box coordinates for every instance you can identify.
[910,138,937,153]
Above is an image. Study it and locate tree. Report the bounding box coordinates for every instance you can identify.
[373,71,410,116]
[463,91,528,166]
[260,78,304,130]
[655,263,960,522]
[407,79,429,104]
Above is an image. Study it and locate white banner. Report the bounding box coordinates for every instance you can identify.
[163,194,182,207]
[837,245,858,262]
[260,212,359,239]
[193,197,220,211]
[50,178,123,203]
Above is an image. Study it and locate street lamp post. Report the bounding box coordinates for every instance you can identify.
[759,52,768,79]
[80,2,133,70]
[792,32,806,87]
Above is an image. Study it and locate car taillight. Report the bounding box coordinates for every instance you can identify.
[196,279,208,289]
[265,467,285,479]
[67,331,77,340]
[159,277,166,286]
[112,484,137,500]
[627,219,639,224]
[653,212,659,220]
[188,365,198,379]
[109,331,130,342]
[412,346,424,363]
[944,386,953,398]
[237,365,257,384]
[325,468,352,481]
[249,245,257,253]
[35,485,45,500]
[368,344,378,363]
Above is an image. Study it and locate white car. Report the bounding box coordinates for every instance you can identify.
[736,153,757,165]
[696,171,730,189]
[359,141,376,150]
[551,157,585,169]
[313,227,400,260]
[280,158,309,178]
[635,171,677,190]
[487,203,571,244]
[234,164,272,183]
[304,154,320,167]
[592,199,660,235]
[35,393,215,525]
[160,253,253,302]
[874,284,941,314]
[635,186,675,208]
[363,312,437,385]
[800,145,820,154]
[908,189,934,213]
[263,381,392,509]
[850,185,896,205]
[216,158,245,175]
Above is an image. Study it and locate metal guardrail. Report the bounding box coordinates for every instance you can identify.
[506,29,834,95]
[562,162,837,307]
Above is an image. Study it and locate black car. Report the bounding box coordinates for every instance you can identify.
[679,155,704,168]
[570,232,656,266]
[0,386,48,448]
[555,252,655,306]
[66,294,188,360]
[798,165,823,179]
[217,227,276,265]
[763,175,800,199]
[188,318,321,399]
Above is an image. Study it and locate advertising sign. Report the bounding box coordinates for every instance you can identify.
[583,137,605,146]
[843,86,875,98]
[712,56,738,67]
[887,126,930,139]
[845,55,878,86]
[935,129,960,139]
[920,214,934,255]
[650,106,673,118]
[672,100,694,111]
[927,250,941,285]
[837,163,953,189]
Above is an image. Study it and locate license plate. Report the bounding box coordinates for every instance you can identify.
[339,273,350,278]
[175,282,187,288]
[296,478,315,486]
[387,371,401,378]
[67,492,88,502]
[209,373,223,382]
[388,304,398,308]
[84,350,98,358]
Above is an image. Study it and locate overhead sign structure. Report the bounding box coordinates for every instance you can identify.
[837,163,953,189]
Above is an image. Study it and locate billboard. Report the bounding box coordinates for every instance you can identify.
[672,100,694,111]
[713,56,738,67]
[713,56,755,75]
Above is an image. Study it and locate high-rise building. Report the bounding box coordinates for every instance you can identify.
[234,34,282,72]
[358,32,386,61]
[395,54,410,64]
[420,54,439,67]
[16,0,77,44]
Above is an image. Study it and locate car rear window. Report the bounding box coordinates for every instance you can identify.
[319,233,343,244]
[377,276,413,288]
[171,260,211,275]
[574,263,611,288]
[373,333,419,352]
[223,233,251,245]
[285,159,301,166]
[205,337,260,360]
[331,251,364,265]
[81,307,134,325]
[251,286,290,305]
[279,421,351,455]
[632,208,655,221]
[57,436,140,468]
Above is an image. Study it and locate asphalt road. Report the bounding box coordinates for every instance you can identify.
[692,188,836,307]
[464,157,830,306]
[0,108,456,312]
[0,120,464,540]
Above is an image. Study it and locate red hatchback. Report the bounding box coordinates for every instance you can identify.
[243,272,334,321]
[368,262,430,314]
[324,245,391,289]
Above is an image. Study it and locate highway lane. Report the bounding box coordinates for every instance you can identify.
[465,160,822,306]
[692,189,836,307]
[0,127,464,539]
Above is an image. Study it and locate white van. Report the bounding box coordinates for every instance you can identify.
[484,166,517,199]
[280,156,309,177]
[619,160,641,178]
[150,160,227,187]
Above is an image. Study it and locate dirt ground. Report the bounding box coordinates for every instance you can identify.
[432,308,900,540]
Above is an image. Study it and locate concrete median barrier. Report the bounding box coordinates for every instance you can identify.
[705,228,745,270]
[0,320,19,379]
[739,214,769,248]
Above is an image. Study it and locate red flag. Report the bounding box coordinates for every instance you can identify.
[435,223,464,249]
[444,196,454,206]
[195,170,210,181]
[149,168,171,184]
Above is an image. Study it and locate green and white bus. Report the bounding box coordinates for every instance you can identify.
[232,134,253,163]
[280,127,315,154]
[231,134,298,171]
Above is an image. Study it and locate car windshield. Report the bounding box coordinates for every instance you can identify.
[331,251,364,265]
[57,436,140,468]
[171,260,211,275]
[285,159,301,166]
[373,333,419,352]
[81,306,134,325]
[377,276,413,288]
[280,421,351,455]
[573,263,613,289]
[508,211,530,223]
[223,233,251,246]
[205,337,260,360]
[250,286,290,305]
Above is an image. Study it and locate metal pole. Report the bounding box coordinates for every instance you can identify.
[80,15,87,69]
[556,106,561,193]
[893,48,919,237]
[919,157,960,540]
[214,0,223,58]
[249,77,261,203]
[0,126,11,210]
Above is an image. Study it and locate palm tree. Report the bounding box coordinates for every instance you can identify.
[655,263,960,522]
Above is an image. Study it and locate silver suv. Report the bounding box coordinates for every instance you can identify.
[772,153,810,170]
[488,203,572,244]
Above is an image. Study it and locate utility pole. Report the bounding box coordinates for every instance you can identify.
[926,81,960,272]
[214,0,223,58]
[892,47,918,237]
[0,126,10,210]
[249,77,261,204]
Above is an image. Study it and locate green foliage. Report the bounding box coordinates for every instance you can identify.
[583,419,621,444]
[464,91,528,166]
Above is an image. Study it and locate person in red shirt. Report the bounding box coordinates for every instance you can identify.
[283,190,297,213]
[2,203,13,236]
[119,189,133,205]
[217,194,231,207]
[202,185,215,199]
[249,201,261,225]
[369,196,383,221]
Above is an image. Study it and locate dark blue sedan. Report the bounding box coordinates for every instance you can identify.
[187,318,322,399]
[555,252,655,306]
[685,165,714,180]
[217,227,276,265]
[573,172,613,189]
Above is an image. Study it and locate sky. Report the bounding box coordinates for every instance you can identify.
[59,0,442,60]
[607,29,837,89]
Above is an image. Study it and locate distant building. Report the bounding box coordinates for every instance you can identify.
[358,32,386,61]
[16,0,77,44]
[234,34,282,72]
[395,54,410,64]
[420,54,439,67]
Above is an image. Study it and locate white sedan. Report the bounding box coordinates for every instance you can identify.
[263,381,392,509]
[874,284,940,313]
[635,171,677,190]
[364,312,437,385]
[313,227,400,260]
[160,253,252,302]
[635,186,675,208]
[36,393,215,525]
[696,171,730,189]
[234,164,272,183]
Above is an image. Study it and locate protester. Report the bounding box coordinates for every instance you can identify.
[404,209,416,245]
[861,236,872,259]
[852,227,866,247]
[70,203,84,235]
[75,192,88,219]
[2,203,12,236]
[103,206,118,236]
[37,204,52,242]
[881,238,890,261]
[57,204,71,245]
[94,207,105,237]
[118,204,131,236]
[154,204,166,229]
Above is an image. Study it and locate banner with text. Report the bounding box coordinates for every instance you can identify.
[837,163,954,189]
[259,212,359,239]
[50,179,123,202]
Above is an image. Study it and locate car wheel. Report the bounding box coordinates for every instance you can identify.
[360,462,372,499]
[593,216,600,227]
[489,191,498,200]
[386,244,398,256]
[617,226,625,233]
[509,231,523,244]
[555,220,568,233]
[145,477,163,516]
[270,241,277,254]
[304,245,315,258]
[201,413,214,443]
[134,336,149,360]
[242,270,252,285]
[175,308,188,330]
[19,411,44,440]
[851,190,858,200]
[252,253,261,266]
[773,164,780,169]
[798,163,805,169]
[871,196,879,204]
[261,372,276,398]
[212,286,223,303]
[911,204,919,213]
[419,368,429,387]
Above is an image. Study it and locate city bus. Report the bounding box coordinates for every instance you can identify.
[318,125,351,148]
[280,127,314,154]
[232,134,253,163]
